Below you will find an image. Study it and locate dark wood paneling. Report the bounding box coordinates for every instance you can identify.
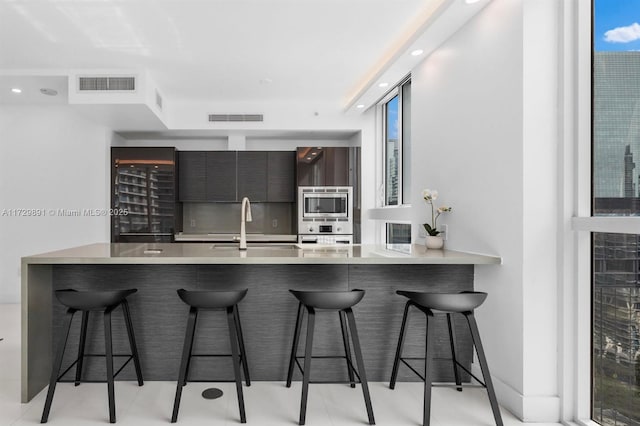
[267,151,295,202]
[237,151,267,201]
[177,151,206,201]
[50,264,475,383]
[324,147,349,186]
[206,151,237,201]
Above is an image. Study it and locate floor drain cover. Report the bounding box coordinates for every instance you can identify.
[202,388,224,399]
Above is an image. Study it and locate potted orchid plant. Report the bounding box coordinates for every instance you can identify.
[422,189,452,249]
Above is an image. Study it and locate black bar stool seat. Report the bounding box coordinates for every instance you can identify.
[389,290,503,426]
[286,289,375,425]
[289,289,365,310]
[41,289,143,424]
[396,290,487,312]
[172,289,250,424]
[56,289,138,311]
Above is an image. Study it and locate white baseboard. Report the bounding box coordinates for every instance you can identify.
[489,374,561,422]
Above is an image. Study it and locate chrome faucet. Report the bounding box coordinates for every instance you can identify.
[239,197,252,250]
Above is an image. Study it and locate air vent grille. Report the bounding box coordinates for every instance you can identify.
[208,114,264,122]
[78,76,136,91]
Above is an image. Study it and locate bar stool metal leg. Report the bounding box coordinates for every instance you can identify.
[390,300,411,389]
[423,310,435,426]
[41,308,76,423]
[182,309,198,387]
[74,311,89,386]
[172,307,197,423]
[286,302,304,387]
[104,307,116,423]
[234,306,251,386]
[446,313,462,391]
[345,308,375,425]
[121,299,144,386]
[227,305,246,423]
[465,312,503,426]
[339,311,356,388]
[299,306,315,425]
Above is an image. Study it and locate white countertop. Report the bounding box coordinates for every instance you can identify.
[22,243,501,265]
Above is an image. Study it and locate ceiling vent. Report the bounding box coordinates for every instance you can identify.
[208,114,264,122]
[78,76,136,91]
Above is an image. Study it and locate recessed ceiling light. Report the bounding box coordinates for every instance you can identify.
[40,88,58,96]
[465,0,481,4]
[11,88,22,93]
[356,104,365,109]
[378,82,389,88]
[411,49,424,56]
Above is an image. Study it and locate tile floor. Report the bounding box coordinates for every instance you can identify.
[0,304,559,425]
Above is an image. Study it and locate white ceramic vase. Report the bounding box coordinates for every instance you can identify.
[425,235,444,249]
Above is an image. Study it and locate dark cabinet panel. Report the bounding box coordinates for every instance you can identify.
[324,147,349,186]
[178,150,296,203]
[297,147,350,186]
[178,151,206,201]
[238,151,267,201]
[206,151,237,201]
[267,151,295,202]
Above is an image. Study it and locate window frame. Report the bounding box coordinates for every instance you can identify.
[379,76,411,208]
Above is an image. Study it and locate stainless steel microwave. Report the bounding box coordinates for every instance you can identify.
[299,186,352,219]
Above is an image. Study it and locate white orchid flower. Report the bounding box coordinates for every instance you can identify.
[437,206,452,213]
[422,189,432,200]
[431,190,438,201]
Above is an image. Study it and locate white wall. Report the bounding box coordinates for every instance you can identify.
[0,105,112,303]
[410,0,559,421]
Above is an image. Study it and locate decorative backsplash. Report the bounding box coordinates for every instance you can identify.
[182,202,294,234]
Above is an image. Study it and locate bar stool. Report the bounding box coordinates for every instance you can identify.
[41,289,143,423]
[171,289,250,423]
[286,289,375,425]
[389,290,503,426]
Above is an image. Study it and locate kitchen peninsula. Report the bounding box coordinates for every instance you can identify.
[21,243,500,402]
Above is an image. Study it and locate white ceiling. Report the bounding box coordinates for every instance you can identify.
[0,0,490,130]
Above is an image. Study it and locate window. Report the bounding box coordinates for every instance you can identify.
[591,1,640,423]
[381,78,411,206]
[386,223,411,244]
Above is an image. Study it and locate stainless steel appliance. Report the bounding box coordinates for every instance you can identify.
[298,186,353,244]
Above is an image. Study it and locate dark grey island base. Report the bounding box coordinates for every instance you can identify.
[22,243,501,403]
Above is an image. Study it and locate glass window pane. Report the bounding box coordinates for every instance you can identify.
[593,0,640,216]
[402,81,412,204]
[385,95,399,206]
[386,223,411,244]
[592,232,640,424]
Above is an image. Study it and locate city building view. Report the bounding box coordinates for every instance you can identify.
[592,49,640,425]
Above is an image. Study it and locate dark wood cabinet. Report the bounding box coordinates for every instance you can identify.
[205,151,237,201]
[297,147,350,186]
[237,151,267,201]
[178,151,206,201]
[178,150,295,203]
[267,151,296,202]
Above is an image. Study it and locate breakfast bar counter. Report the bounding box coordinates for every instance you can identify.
[22,243,500,402]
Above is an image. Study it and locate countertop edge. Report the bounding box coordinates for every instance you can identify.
[21,243,502,265]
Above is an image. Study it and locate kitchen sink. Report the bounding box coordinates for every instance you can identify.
[210,243,302,250]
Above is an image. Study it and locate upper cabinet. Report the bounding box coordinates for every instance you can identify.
[237,151,267,200]
[206,151,237,201]
[297,147,351,186]
[267,151,296,202]
[178,151,206,201]
[178,150,295,203]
